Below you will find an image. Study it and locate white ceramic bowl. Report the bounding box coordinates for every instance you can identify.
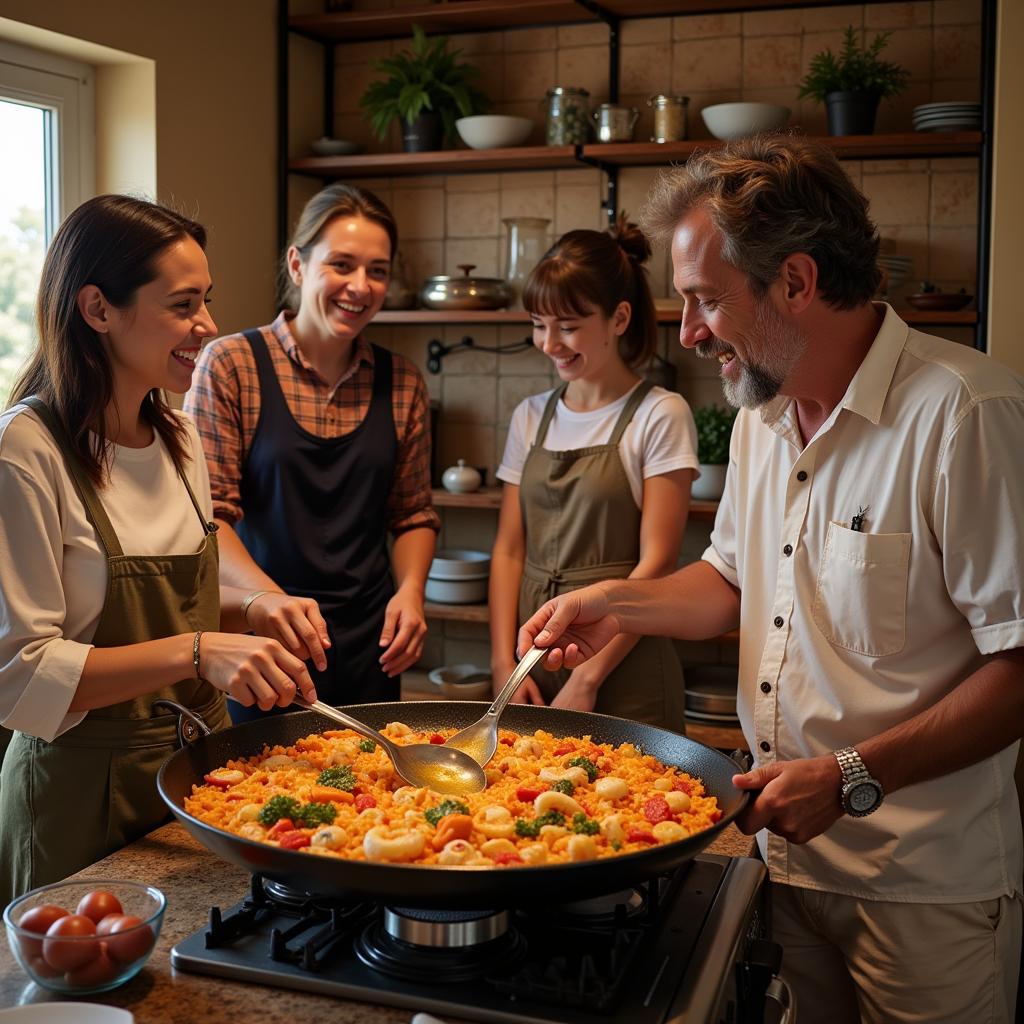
[427,664,492,700]
[425,576,488,604]
[429,549,491,580]
[700,102,790,140]
[455,115,534,150]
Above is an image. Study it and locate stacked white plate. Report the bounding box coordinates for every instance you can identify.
[912,102,981,132]
[877,254,913,294]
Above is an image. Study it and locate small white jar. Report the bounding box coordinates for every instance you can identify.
[441,459,482,493]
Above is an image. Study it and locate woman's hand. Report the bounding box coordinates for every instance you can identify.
[550,667,600,712]
[491,660,546,706]
[199,632,318,710]
[245,592,330,672]
[378,584,428,677]
[517,583,621,672]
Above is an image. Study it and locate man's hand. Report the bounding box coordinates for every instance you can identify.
[732,755,844,844]
[245,592,330,672]
[378,585,428,677]
[517,584,620,672]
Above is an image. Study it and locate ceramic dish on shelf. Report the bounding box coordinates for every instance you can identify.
[310,136,362,156]
[905,292,973,311]
[427,664,492,700]
[700,102,790,140]
[455,115,533,150]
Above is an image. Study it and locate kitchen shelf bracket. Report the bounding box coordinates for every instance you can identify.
[426,334,533,374]
[573,0,620,102]
[575,150,619,226]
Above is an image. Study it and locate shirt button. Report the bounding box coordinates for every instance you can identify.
[760,681,771,694]
[774,615,784,628]
[783,544,793,556]
[797,470,808,482]
[759,741,771,753]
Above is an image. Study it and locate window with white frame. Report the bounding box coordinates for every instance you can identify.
[0,40,94,402]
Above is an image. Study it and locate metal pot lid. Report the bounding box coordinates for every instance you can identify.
[684,665,738,717]
[424,263,507,287]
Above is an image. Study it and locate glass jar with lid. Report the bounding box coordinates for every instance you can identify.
[648,94,690,143]
[546,87,590,146]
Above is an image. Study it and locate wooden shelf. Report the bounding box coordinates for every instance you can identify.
[424,600,491,623]
[432,486,503,509]
[291,1,917,43]
[289,133,982,181]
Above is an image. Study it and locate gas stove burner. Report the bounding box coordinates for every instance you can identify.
[554,886,646,925]
[261,878,317,907]
[356,913,526,984]
[384,906,509,948]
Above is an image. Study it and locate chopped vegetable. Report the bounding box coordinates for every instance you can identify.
[515,786,546,803]
[428,733,445,745]
[316,765,357,792]
[424,799,471,827]
[514,810,566,838]
[358,738,377,753]
[492,851,523,865]
[257,796,301,826]
[296,802,337,828]
[277,830,312,850]
[267,818,296,838]
[627,828,658,845]
[551,779,576,797]
[570,812,600,836]
[354,794,377,812]
[567,756,599,783]
[611,839,622,852]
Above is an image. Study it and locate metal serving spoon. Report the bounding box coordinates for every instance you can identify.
[293,698,486,796]
[444,646,548,767]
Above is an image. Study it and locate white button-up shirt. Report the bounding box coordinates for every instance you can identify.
[703,304,1024,902]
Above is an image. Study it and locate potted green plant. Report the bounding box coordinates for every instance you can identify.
[798,26,910,137]
[359,24,489,153]
[692,404,738,501]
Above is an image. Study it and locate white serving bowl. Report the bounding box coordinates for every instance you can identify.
[700,102,791,140]
[456,115,534,150]
[429,549,491,579]
[427,664,492,700]
[424,576,488,604]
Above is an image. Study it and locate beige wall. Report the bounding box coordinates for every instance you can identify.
[0,0,280,336]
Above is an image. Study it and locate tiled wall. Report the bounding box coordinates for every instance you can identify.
[294,1,983,673]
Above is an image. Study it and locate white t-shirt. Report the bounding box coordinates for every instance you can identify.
[497,383,700,506]
[0,405,214,742]
[703,304,1024,901]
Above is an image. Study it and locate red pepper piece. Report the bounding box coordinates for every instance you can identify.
[492,851,523,865]
[627,828,658,845]
[553,743,575,756]
[499,736,515,746]
[354,794,377,812]
[267,818,295,837]
[428,733,445,745]
[643,795,673,825]
[277,830,311,850]
[515,786,546,803]
[710,810,722,824]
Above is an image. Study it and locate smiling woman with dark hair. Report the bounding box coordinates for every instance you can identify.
[0,195,317,907]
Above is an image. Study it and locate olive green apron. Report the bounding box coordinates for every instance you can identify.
[518,381,685,731]
[0,398,229,907]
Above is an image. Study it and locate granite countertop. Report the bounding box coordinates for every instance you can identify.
[1,826,755,1022]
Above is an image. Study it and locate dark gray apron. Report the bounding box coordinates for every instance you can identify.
[518,382,686,731]
[0,398,229,906]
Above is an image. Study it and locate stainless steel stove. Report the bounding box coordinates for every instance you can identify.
[171,853,790,1023]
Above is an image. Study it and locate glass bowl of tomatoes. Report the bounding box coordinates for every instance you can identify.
[3,879,166,994]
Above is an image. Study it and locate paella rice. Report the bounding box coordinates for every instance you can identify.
[184,722,723,867]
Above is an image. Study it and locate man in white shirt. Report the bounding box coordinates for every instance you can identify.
[517,135,1024,1022]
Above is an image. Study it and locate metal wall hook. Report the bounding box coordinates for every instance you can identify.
[426,335,533,374]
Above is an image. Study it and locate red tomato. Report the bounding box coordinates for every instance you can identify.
[42,914,101,971]
[277,830,312,851]
[627,828,658,845]
[515,786,545,802]
[498,736,515,746]
[97,914,131,937]
[27,953,64,979]
[104,915,155,965]
[643,795,673,825]
[354,794,376,811]
[65,945,120,988]
[16,904,70,958]
[76,890,124,925]
[428,733,445,745]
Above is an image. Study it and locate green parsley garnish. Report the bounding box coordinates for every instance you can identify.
[567,755,599,782]
[316,765,357,791]
[571,812,600,835]
[551,779,576,796]
[358,738,377,753]
[424,799,470,827]
[257,795,301,826]
[514,810,566,838]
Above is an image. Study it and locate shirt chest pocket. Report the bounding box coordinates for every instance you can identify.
[812,521,911,658]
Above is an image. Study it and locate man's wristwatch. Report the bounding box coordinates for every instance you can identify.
[834,747,884,817]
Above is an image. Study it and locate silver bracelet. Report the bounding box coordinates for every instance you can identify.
[240,589,273,624]
[192,630,204,681]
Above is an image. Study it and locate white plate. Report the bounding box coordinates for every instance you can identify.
[0,1007,133,1024]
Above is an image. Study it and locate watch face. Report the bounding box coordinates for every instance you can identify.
[849,782,879,813]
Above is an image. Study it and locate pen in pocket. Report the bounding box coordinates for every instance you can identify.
[849,505,870,532]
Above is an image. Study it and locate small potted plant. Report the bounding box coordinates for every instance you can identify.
[691,404,738,501]
[359,24,489,153]
[798,26,910,136]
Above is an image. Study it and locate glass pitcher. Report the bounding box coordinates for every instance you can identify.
[502,217,551,309]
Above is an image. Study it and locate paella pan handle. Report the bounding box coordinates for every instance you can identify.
[730,748,752,773]
[152,698,212,747]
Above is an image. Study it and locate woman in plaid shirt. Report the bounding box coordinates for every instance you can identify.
[185,185,439,717]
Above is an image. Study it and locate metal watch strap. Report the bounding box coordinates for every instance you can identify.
[835,746,870,784]
[835,746,883,817]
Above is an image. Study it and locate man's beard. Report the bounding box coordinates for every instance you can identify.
[696,297,806,409]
